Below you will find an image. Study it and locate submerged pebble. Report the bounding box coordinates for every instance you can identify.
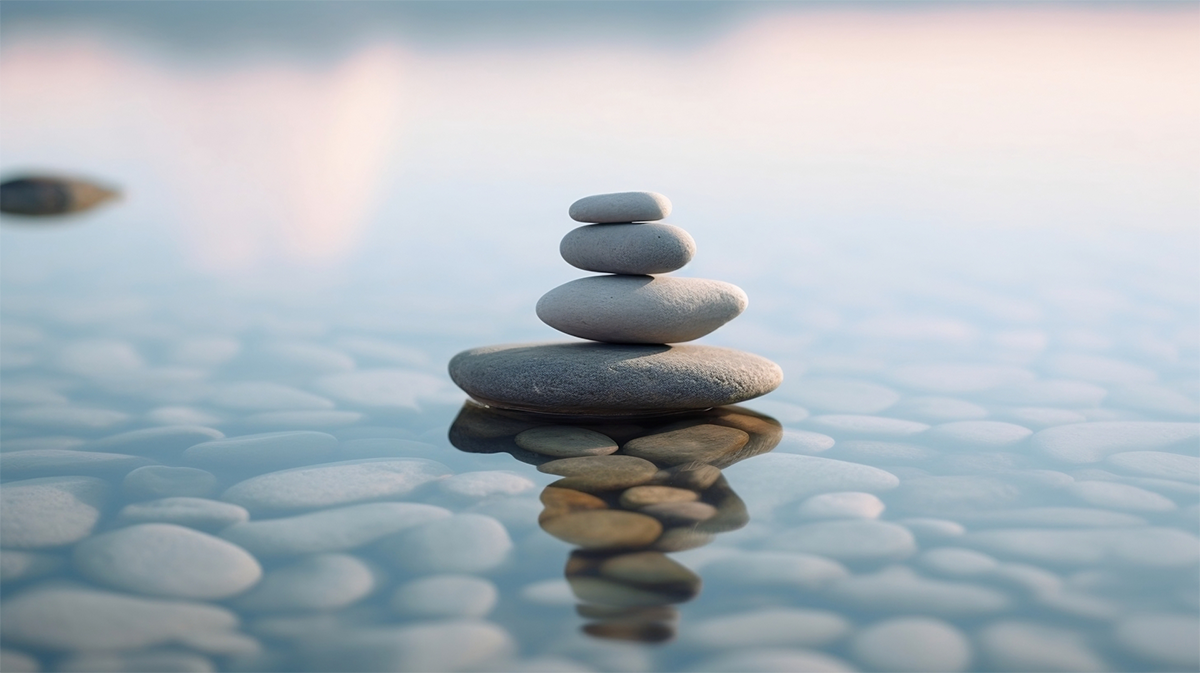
[122,465,218,499]
[794,492,885,520]
[787,378,900,414]
[978,621,1105,672]
[1,476,108,549]
[538,455,658,492]
[769,520,916,561]
[619,485,699,509]
[299,620,515,673]
[74,523,262,599]
[722,453,899,512]
[88,425,224,456]
[439,470,536,499]
[56,651,215,672]
[1114,613,1200,670]
[221,458,451,514]
[1031,422,1200,463]
[392,575,499,619]
[0,549,63,583]
[622,424,749,466]
[378,514,513,574]
[0,449,152,478]
[221,502,450,556]
[924,420,1032,448]
[827,566,1010,615]
[1106,450,1199,482]
[806,414,930,438]
[542,510,662,550]
[117,497,249,531]
[851,617,971,672]
[234,554,376,613]
[515,426,618,457]
[183,430,338,468]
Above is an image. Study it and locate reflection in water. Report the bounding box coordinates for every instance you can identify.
[449,401,781,643]
[0,175,119,217]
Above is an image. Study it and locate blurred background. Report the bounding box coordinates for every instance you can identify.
[1,1,1197,366]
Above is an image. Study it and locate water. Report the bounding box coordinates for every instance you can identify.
[2,3,1198,672]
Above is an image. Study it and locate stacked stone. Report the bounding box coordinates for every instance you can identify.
[449,191,782,416]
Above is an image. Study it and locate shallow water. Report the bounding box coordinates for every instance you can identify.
[2,3,1199,672]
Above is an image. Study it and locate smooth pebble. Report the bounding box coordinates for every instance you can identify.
[795,492,885,520]
[515,426,618,458]
[537,275,747,344]
[1031,422,1200,463]
[827,566,1010,615]
[568,191,671,223]
[721,453,899,512]
[56,651,215,672]
[439,470,536,499]
[1106,450,1199,482]
[0,549,63,583]
[967,527,1200,567]
[88,425,224,456]
[769,520,916,562]
[686,608,850,648]
[221,502,450,556]
[234,554,376,612]
[74,523,262,599]
[622,424,749,466]
[209,382,334,411]
[925,420,1032,448]
[392,575,499,618]
[539,455,658,492]
[787,378,900,414]
[691,648,854,672]
[1067,480,1177,512]
[1114,613,1200,670]
[221,458,451,514]
[299,621,515,673]
[183,431,338,468]
[561,222,695,274]
[542,510,662,550]
[619,485,699,509]
[1,476,108,549]
[852,617,971,672]
[0,449,151,478]
[703,551,848,590]
[807,414,930,438]
[378,514,513,574]
[123,465,217,499]
[918,547,1000,576]
[978,621,1106,671]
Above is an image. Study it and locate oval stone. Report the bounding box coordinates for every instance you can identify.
[536,276,747,344]
[538,455,658,492]
[561,223,695,275]
[449,342,782,415]
[515,426,618,458]
[622,424,750,466]
[569,191,671,224]
[542,510,663,549]
[619,486,699,509]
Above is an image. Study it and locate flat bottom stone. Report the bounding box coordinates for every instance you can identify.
[449,342,782,416]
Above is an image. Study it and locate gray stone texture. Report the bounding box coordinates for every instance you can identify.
[560,223,695,275]
[569,191,671,224]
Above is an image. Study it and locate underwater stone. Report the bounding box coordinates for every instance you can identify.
[542,510,663,549]
[1,476,109,549]
[538,455,658,492]
[515,426,619,458]
[622,424,749,466]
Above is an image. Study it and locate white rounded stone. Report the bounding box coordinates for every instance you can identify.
[88,425,224,456]
[685,608,850,649]
[806,414,930,438]
[439,470,536,499]
[242,410,364,429]
[1106,450,1199,482]
[888,396,989,422]
[852,617,971,672]
[234,554,376,613]
[787,378,900,414]
[721,453,899,512]
[0,549,63,583]
[569,191,671,223]
[1031,422,1200,463]
[221,502,450,556]
[123,465,217,499]
[0,585,238,651]
[536,275,747,344]
[898,518,966,540]
[925,421,1032,448]
[57,651,215,672]
[378,514,512,574]
[74,523,262,599]
[692,649,854,672]
[702,551,848,590]
[117,497,250,531]
[9,405,129,431]
[774,430,836,454]
[827,566,1009,615]
[795,492,885,520]
[1067,480,1177,512]
[183,431,338,468]
[988,379,1108,406]
[918,547,1000,576]
[966,527,1200,567]
[888,364,1034,393]
[769,520,916,562]
[300,621,515,673]
[1,476,108,549]
[220,458,451,515]
[560,223,695,275]
[0,449,151,478]
[1114,613,1200,670]
[391,575,499,618]
[978,621,1105,671]
[209,382,334,412]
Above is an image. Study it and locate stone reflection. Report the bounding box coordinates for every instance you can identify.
[0,175,119,217]
[448,401,782,643]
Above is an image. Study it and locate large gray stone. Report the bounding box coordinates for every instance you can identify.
[449,342,782,415]
[560,223,695,275]
[569,191,671,223]
[536,276,746,344]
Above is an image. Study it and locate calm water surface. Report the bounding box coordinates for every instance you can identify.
[1,3,1198,672]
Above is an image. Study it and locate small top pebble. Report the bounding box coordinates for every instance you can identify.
[569,191,671,224]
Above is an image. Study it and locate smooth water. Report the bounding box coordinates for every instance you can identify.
[2,3,1198,672]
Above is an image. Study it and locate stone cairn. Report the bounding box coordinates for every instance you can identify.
[449,191,782,416]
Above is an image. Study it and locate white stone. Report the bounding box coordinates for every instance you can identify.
[787,378,900,414]
[806,415,930,438]
[987,379,1108,406]
[925,421,1032,448]
[852,617,971,672]
[439,470,536,499]
[959,506,1145,528]
[1114,613,1200,670]
[702,551,848,590]
[569,191,671,223]
[1107,450,1199,482]
[169,336,241,367]
[378,514,512,574]
[242,410,364,428]
[536,275,747,344]
[978,621,1106,671]
[74,523,262,599]
[691,649,854,672]
[887,364,1034,393]
[1032,422,1200,463]
[0,585,238,651]
[1107,383,1200,418]
[0,549,63,583]
[1,476,108,549]
[721,453,899,512]
[144,407,224,426]
[769,520,916,562]
[519,579,577,606]
[220,502,450,556]
[827,566,1009,615]
[261,342,355,374]
[1045,353,1157,384]
[0,650,39,672]
[300,621,515,672]
[967,527,1200,567]
[897,518,965,540]
[313,369,460,409]
[773,429,836,454]
[685,608,850,648]
[335,337,429,367]
[117,497,250,531]
[795,492,885,520]
[87,424,224,455]
[391,575,498,618]
[0,449,151,478]
[123,465,217,499]
[221,458,451,514]
[209,382,334,411]
[918,547,1000,576]
[833,440,937,462]
[997,407,1089,428]
[183,431,338,468]
[8,405,129,431]
[56,340,144,377]
[560,222,695,274]
[234,554,375,612]
[56,651,215,672]
[888,396,988,422]
[1067,480,1177,512]
[892,475,1022,514]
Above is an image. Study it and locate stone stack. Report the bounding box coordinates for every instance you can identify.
[449,191,782,416]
